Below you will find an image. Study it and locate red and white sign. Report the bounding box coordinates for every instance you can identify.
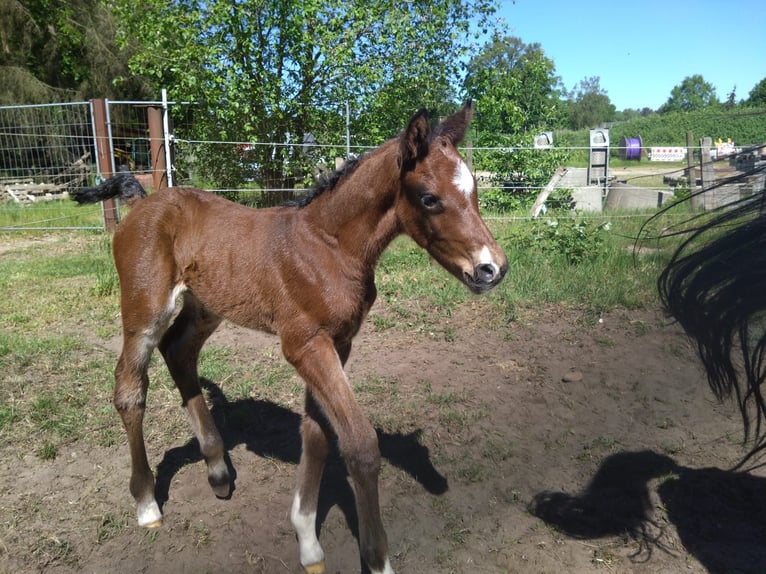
[650,147,686,162]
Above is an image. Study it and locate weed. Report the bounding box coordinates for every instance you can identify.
[370,312,395,331]
[37,442,57,460]
[426,390,461,407]
[483,436,514,463]
[192,521,211,547]
[97,512,128,543]
[0,403,18,430]
[457,461,487,483]
[32,535,75,567]
[592,546,616,567]
[660,441,684,455]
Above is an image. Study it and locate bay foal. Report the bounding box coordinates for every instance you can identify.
[74,102,507,573]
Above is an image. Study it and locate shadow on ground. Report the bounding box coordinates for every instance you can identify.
[152,378,448,569]
[529,450,766,574]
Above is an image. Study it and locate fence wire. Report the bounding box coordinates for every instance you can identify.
[2,99,764,230]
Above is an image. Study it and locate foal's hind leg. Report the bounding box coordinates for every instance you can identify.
[115,316,175,528]
[158,294,229,497]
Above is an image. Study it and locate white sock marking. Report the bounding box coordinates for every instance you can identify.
[371,559,395,574]
[137,499,162,527]
[454,160,474,198]
[291,493,324,567]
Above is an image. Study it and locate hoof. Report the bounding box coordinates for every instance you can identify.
[143,518,163,529]
[303,561,325,574]
[211,481,231,499]
[208,465,231,498]
[137,500,163,528]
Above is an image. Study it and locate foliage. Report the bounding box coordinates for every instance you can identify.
[745,78,766,107]
[566,76,616,129]
[475,133,571,210]
[0,0,149,103]
[463,36,570,211]
[463,35,566,135]
[608,106,766,148]
[480,186,573,213]
[659,74,719,114]
[114,0,500,189]
[508,218,610,265]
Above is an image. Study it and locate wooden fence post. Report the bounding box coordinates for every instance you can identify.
[699,137,714,210]
[90,98,118,231]
[687,130,703,211]
[147,106,168,191]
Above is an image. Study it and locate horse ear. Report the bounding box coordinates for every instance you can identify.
[433,99,473,145]
[400,108,430,167]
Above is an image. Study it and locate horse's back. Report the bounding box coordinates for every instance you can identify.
[113,187,291,330]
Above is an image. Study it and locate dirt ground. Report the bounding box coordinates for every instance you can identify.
[3,300,766,574]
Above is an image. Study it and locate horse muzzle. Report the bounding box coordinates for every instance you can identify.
[463,261,507,294]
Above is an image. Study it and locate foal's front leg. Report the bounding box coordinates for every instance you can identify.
[291,392,331,573]
[284,332,394,574]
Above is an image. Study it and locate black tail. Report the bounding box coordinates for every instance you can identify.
[646,163,766,460]
[71,173,147,205]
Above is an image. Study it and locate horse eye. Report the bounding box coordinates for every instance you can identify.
[421,194,441,210]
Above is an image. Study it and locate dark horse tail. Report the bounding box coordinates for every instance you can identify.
[71,173,147,205]
[646,161,766,464]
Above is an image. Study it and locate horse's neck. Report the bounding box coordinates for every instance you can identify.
[305,144,402,266]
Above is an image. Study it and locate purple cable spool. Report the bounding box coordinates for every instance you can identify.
[620,136,642,160]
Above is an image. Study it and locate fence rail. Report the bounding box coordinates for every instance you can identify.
[2,99,765,231]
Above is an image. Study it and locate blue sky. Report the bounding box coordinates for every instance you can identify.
[491,0,766,111]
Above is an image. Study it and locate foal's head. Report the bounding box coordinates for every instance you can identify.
[396,101,508,294]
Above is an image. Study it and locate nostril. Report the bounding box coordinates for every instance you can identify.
[476,263,496,283]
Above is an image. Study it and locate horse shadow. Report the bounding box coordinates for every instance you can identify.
[153,378,448,553]
[529,450,766,574]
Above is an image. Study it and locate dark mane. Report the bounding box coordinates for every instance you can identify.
[288,154,364,208]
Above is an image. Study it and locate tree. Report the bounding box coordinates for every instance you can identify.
[566,76,616,129]
[659,74,719,113]
[724,85,737,109]
[745,77,766,107]
[463,35,565,137]
[614,108,655,122]
[462,35,569,210]
[114,0,499,189]
[0,0,149,104]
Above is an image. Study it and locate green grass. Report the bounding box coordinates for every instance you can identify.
[0,211,684,459]
[375,211,679,333]
[0,198,132,230]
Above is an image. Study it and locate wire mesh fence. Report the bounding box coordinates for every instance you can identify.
[0,102,105,229]
[1,98,764,231]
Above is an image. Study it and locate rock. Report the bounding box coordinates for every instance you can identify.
[562,370,583,383]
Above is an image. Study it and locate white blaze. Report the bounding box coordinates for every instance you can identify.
[454,160,474,198]
[479,245,501,274]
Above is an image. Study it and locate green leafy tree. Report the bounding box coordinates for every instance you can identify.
[114,0,499,190]
[614,108,655,122]
[724,85,737,109]
[463,35,565,136]
[659,74,719,113]
[566,76,616,129]
[463,36,569,210]
[745,77,766,107]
